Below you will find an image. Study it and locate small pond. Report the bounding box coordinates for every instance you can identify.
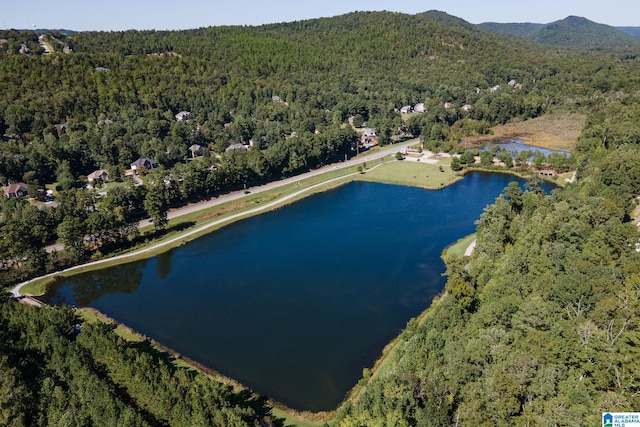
[481,140,571,157]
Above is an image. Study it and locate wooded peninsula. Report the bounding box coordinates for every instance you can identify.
[2,10,640,426]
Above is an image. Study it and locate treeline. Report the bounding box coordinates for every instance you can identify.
[332,89,640,425]
[0,125,357,286]
[0,294,281,426]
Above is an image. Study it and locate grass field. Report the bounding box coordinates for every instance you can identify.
[356,157,458,189]
[443,233,477,259]
[464,112,586,151]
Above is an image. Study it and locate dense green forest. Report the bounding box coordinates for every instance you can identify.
[3,10,640,426]
[0,293,280,426]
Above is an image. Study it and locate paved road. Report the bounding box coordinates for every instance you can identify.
[156,139,419,223]
[16,140,420,298]
[43,140,419,246]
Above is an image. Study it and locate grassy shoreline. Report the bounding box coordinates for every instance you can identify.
[10,146,572,426]
[443,233,477,260]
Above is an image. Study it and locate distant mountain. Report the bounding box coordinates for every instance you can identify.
[416,10,477,31]
[479,16,640,49]
[532,16,640,48]
[477,22,544,38]
[618,26,640,37]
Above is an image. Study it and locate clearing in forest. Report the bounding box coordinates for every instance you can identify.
[464,112,587,151]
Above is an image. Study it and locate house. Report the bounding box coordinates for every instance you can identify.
[508,79,517,87]
[225,143,248,152]
[490,85,500,93]
[188,144,203,157]
[87,169,109,183]
[361,129,377,145]
[414,103,426,113]
[2,182,28,198]
[461,104,473,112]
[175,111,192,121]
[444,102,453,109]
[54,123,68,135]
[131,157,158,173]
[94,66,109,72]
[271,95,282,103]
[400,105,413,114]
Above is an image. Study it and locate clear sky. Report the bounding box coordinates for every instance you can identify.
[3,0,640,32]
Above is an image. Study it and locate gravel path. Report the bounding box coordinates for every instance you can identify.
[464,239,477,256]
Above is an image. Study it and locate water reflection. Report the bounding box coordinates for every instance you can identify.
[156,249,175,279]
[44,259,148,306]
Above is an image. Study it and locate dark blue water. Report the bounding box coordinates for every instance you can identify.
[42,172,553,411]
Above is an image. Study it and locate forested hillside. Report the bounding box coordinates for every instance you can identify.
[2,10,640,426]
[0,293,279,426]
[479,16,640,50]
[332,67,640,426]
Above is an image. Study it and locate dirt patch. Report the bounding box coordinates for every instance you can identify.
[464,112,586,151]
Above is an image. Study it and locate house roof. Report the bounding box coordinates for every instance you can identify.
[2,182,28,196]
[131,157,157,167]
[225,143,248,151]
[175,111,191,121]
[87,169,109,180]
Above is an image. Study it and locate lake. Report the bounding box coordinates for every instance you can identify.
[41,172,554,411]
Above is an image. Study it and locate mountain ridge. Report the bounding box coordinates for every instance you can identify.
[479,15,640,49]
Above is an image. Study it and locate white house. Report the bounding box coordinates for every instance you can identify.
[175,111,192,121]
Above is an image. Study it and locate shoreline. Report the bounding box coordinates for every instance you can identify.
[6,149,570,425]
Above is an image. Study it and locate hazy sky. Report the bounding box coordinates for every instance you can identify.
[4,0,640,31]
